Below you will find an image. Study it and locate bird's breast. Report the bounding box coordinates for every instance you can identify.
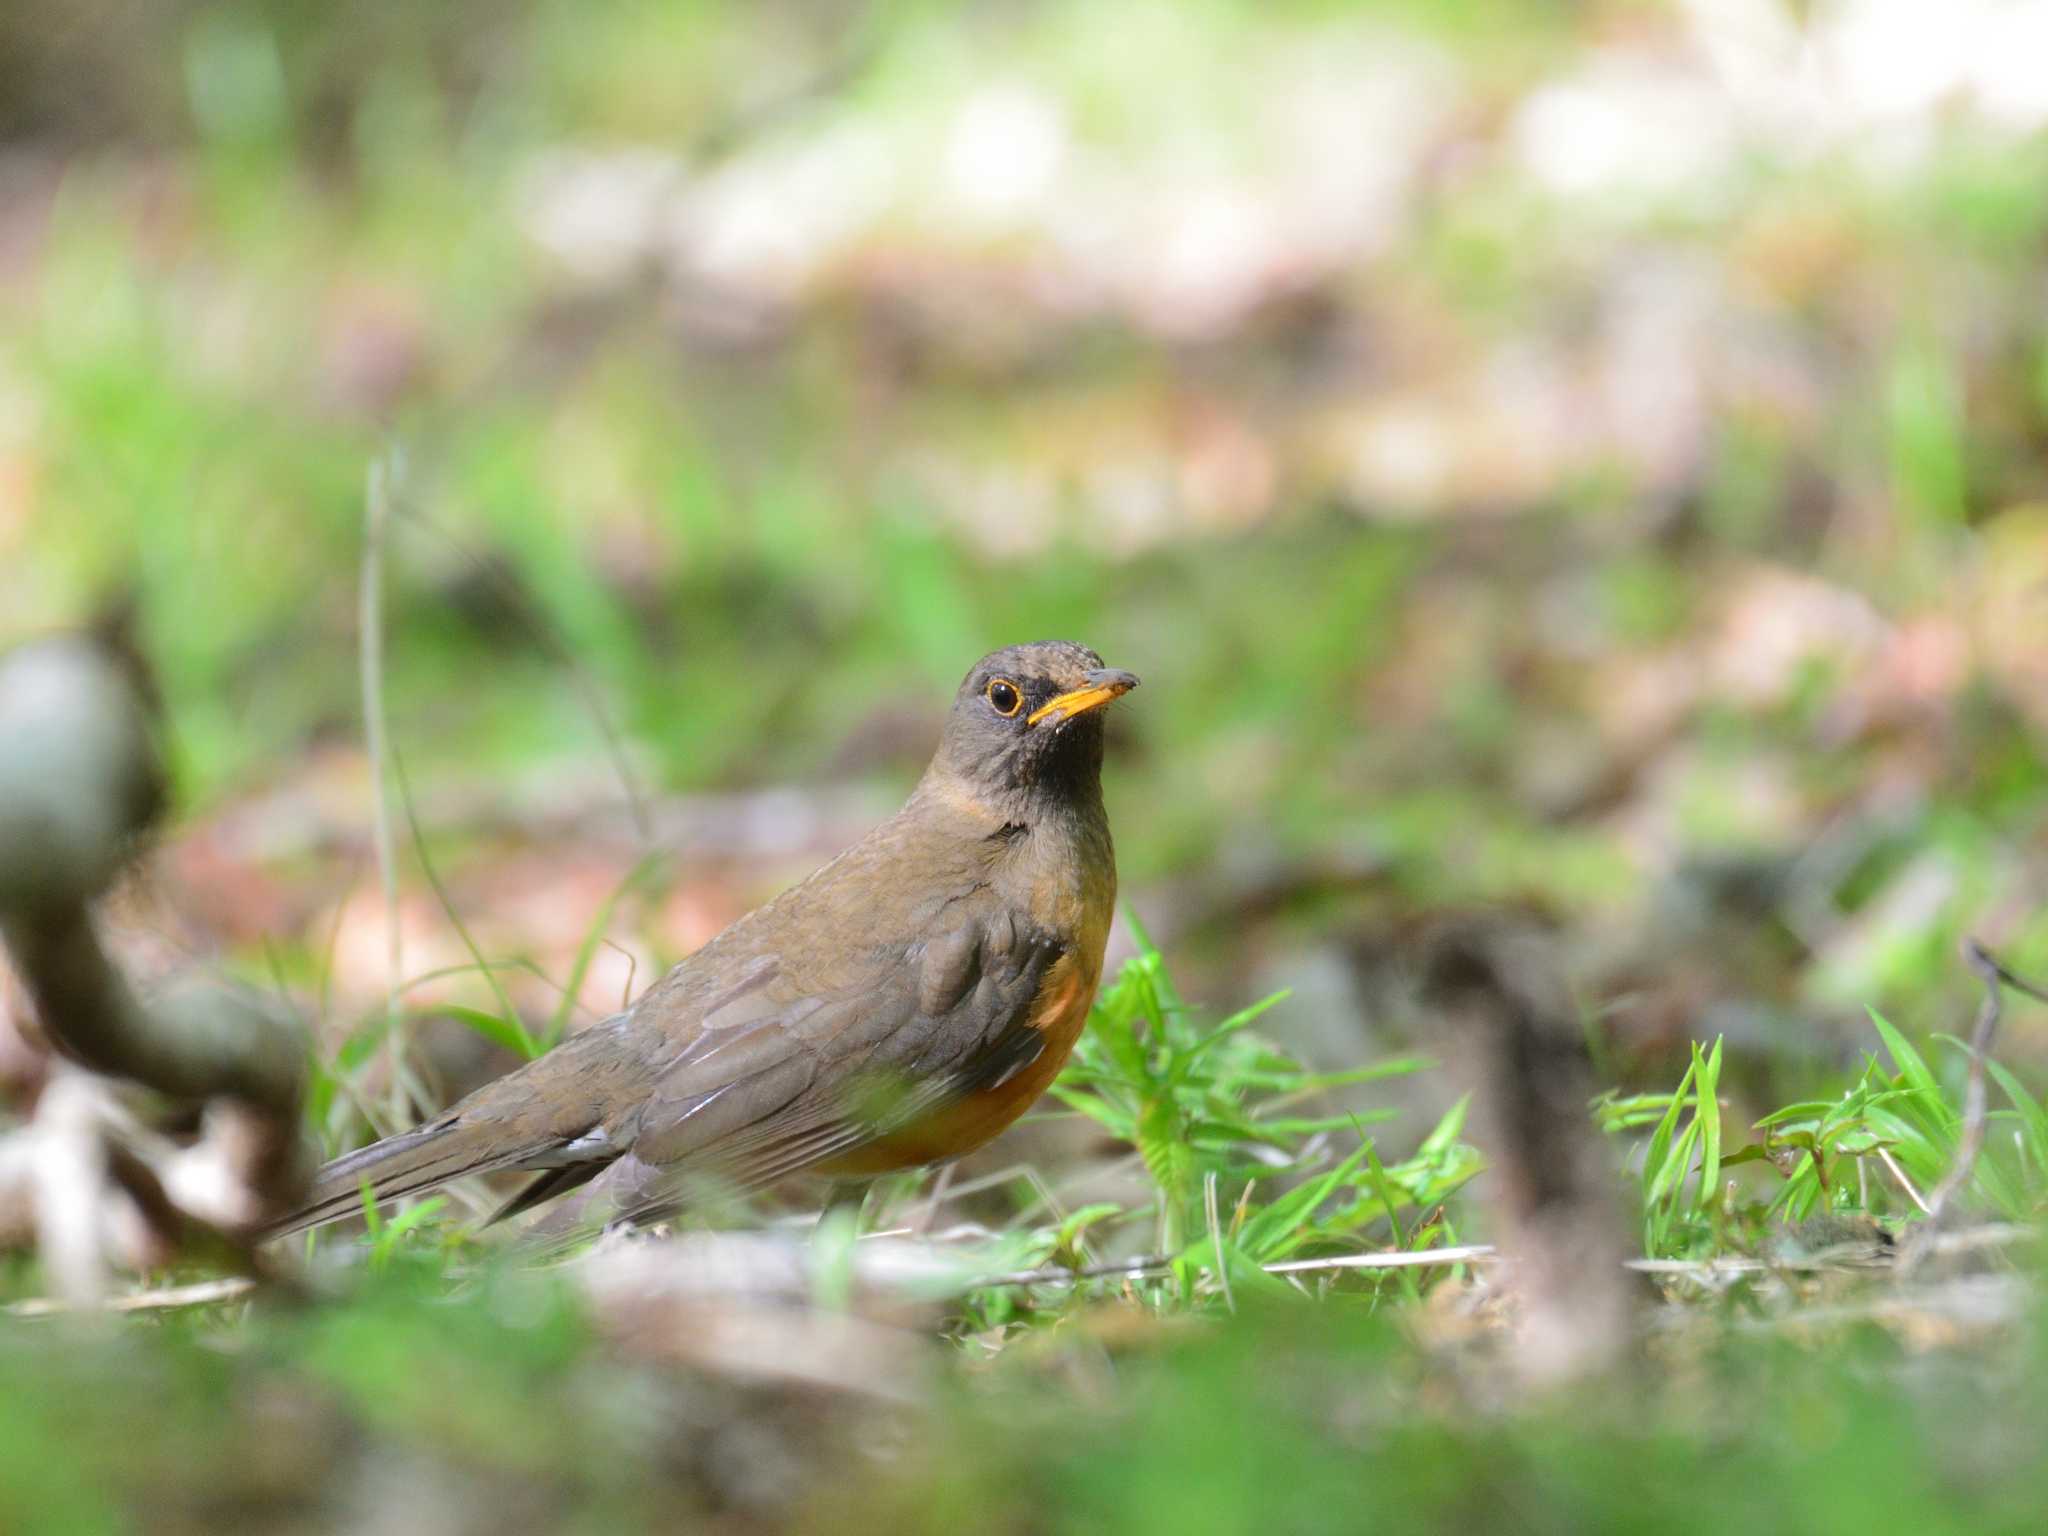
[815,819,1114,1163]
[813,808,1117,1176]
[814,944,1102,1174]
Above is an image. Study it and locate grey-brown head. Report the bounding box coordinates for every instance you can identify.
[928,641,1139,805]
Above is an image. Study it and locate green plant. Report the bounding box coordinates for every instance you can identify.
[1600,1035,1724,1258]
[1611,1008,2048,1260]
[1038,921,1481,1305]
[1744,1011,2030,1224]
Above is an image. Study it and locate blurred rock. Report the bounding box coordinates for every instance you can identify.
[1415,916,1632,1386]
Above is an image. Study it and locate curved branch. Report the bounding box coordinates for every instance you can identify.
[0,626,306,1212]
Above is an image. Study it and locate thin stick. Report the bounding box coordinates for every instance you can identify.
[1205,1171,1234,1312]
[939,1149,1150,1216]
[970,1224,2046,1291]
[975,1242,1499,1289]
[969,1224,2044,1292]
[1626,1256,1764,1275]
[914,1163,956,1238]
[360,456,408,1124]
[1262,1244,1497,1275]
[1876,1145,1932,1215]
[1922,940,2048,1227]
[7,1276,257,1318]
[15,1224,2029,1323]
[1632,1225,2032,1277]
[390,746,527,1049]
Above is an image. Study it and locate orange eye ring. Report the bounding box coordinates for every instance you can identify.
[985,678,1023,717]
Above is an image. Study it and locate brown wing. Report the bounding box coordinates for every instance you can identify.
[558,904,1066,1231]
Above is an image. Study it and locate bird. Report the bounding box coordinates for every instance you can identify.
[271,641,1138,1239]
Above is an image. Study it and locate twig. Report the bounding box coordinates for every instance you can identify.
[914,1163,955,1238]
[1626,1255,1764,1275]
[1262,1244,1497,1276]
[1920,940,2048,1231]
[22,1226,2015,1330]
[0,632,308,1271]
[1634,1226,2035,1281]
[7,1276,257,1319]
[972,1225,2037,1291]
[1918,1222,2037,1257]
[975,1242,1500,1289]
[1737,1274,2031,1337]
[0,638,304,1115]
[1205,1171,1234,1312]
[389,746,527,1049]
[360,455,409,1125]
[1876,1145,1932,1215]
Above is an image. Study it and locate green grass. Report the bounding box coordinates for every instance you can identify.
[285,918,2048,1319]
[8,933,2048,1534]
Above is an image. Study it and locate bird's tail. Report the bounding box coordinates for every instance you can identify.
[264,1013,636,1241]
[267,1112,547,1240]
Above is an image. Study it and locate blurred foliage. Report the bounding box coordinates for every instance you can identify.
[0,1282,2010,1536]
[848,1299,2048,1536]
[10,945,2048,1533]
[7,1233,2048,1535]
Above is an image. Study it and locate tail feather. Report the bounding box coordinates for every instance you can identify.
[268,1014,644,1241]
[485,1162,604,1226]
[268,1116,550,1240]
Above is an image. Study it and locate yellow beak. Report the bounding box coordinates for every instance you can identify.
[1027,667,1140,726]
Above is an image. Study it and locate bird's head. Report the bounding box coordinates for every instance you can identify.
[929,640,1139,808]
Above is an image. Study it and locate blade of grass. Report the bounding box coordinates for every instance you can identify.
[1641,1055,1697,1203]
[1693,1037,1723,1221]
[1869,1009,1941,1102]
[545,850,668,1047]
[436,1004,545,1062]
[389,746,534,1059]
[359,454,407,1123]
[1362,1139,1421,1302]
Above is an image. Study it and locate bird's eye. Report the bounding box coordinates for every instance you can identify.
[985,678,1023,717]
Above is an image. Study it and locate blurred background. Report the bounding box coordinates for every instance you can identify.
[13,4,2048,1531]
[6,0,2048,1156]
